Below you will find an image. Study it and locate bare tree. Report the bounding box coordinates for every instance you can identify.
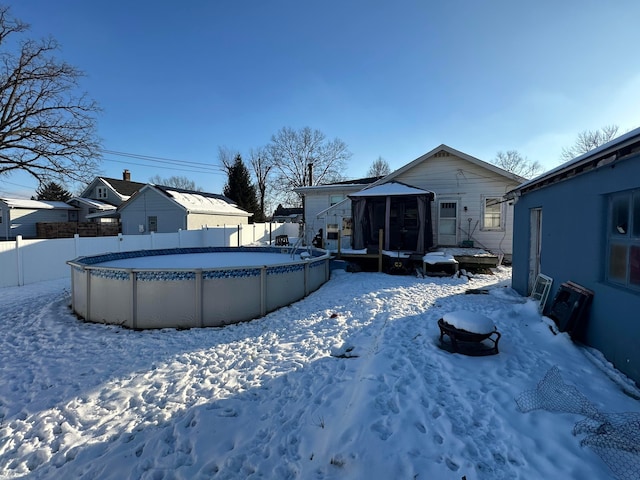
[248,146,272,221]
[560,125,619,163]
[0,6,101,186]
[149,174,201,191]
[267,126,351,205]
[217,145,238,176]
[367,156,391,177]
[493,150,542,179]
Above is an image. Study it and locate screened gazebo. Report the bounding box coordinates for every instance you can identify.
[349,182,435,254]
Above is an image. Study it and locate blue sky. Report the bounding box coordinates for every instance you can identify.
[2,0,640,198]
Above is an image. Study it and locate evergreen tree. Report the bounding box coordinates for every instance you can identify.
[223,154,262,222]
[35,181,72,202]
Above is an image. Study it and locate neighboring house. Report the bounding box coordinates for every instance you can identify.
[0,198,77,240]
[67,197,119,223]
[271,205,303,223]
[295,146,523,258]
[119,184,252,235]
[70,169,145,223]
[508,126,640,384]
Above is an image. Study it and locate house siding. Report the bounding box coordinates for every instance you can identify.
[511,153,640,383]
[2,208,70,239]
[303,187,361,246]
[85,182,124,206]
[120,188,185,234]
[186,213,249,229]
[394,153,519,256]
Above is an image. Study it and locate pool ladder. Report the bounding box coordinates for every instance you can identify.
[290,233,312,259]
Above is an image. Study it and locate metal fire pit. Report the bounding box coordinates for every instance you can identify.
[437,318,501,356]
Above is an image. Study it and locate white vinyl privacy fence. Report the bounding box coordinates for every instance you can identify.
[0,223,300,287]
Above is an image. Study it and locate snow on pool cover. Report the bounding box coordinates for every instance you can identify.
[95,252,306,269]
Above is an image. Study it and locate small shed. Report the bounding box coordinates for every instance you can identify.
[0,198,76,239]
[119,185,252,234]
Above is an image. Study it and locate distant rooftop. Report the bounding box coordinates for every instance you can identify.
[100,177,147,197]
[324,176,384,186]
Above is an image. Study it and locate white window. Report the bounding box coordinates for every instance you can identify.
[482,196,504,230]
[96,186,108,199]
[330,194,343,206]
[606,189,640,290]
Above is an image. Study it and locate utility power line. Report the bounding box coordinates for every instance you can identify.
[102,157,226,175]
[100,149,225,172]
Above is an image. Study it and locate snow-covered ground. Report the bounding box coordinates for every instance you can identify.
[0,267,638,479]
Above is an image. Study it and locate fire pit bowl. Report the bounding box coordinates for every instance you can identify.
[437,310,501,356]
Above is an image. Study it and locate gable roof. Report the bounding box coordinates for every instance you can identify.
[510,126,640,196]
[119,185,251,217]
[295,146,524,198]
[101,177,147,197]
[326,175,385,186]
[69,197,117,211]
[79,176,146,199]
[153,184,233,203]
[294,177,380,194]
[371,144,525,188]
[0,198,75,210]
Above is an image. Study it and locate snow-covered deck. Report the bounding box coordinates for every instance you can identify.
[332,246,500,273]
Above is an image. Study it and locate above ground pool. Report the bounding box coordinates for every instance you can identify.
[67,246,331,329]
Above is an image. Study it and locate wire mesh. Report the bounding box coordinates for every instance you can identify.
[516,366,640,480]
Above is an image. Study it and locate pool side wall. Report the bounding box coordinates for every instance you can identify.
[68,247,330,329]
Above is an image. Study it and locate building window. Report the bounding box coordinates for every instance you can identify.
[327,223,339,240]
[330,194,343,206]
[148,216,158,233]
[96,186,108,199]
[482,197,503,230]
[606,189,640,290]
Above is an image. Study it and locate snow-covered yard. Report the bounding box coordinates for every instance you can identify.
[0,267,638,479]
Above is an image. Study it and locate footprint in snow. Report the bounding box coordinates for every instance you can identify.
[370,420,392,440]
[445,457,459,471]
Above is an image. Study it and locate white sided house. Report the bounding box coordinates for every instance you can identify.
[119,185,252,235]
[0,198,77,240]
[296,145,524,259]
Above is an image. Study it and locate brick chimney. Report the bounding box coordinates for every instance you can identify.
[123,169,131,181]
